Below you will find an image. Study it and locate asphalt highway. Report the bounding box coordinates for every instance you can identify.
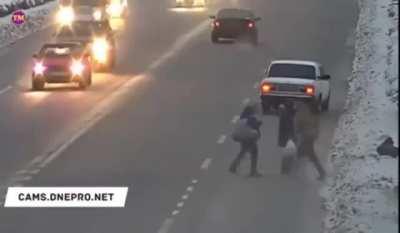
[0,0,358,232]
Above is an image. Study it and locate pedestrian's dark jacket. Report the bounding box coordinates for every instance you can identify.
[240,106,262,134]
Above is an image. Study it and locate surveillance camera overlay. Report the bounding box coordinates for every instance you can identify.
[0,0,398,232]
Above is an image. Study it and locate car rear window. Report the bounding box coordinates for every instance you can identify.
[268,64,316,79]
[217,9,253,19]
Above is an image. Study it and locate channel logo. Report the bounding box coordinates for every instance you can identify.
[11,10,26,25]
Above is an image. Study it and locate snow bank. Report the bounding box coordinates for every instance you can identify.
[0,0,54,17]
[0,1,56,48]
[322,0,398,232]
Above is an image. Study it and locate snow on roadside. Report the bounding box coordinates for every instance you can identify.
[0,1,56,48]
[321,0,398,232]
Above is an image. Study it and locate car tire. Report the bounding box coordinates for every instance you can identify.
[87,72,92,86]
[313,96,323,114]
[211,33,219,43]
[78,76,89,89]
[261,100,273,115]
[32,79,44,91]
[250,32,258,46]
[322,92,330,112]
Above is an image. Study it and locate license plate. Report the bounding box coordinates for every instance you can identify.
[49,71,68,76]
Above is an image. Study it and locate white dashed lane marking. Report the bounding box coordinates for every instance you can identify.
[242,98,251,105]
[186,186,194,192]
[253,82,259,89]
[181,194,189,200]
[217,135,226,144]
[200,158,212,170]
[171,210,180,216]
[191,179,198,184]
[231,115,240,124]
[177,202,184,208]
[157,218,174,233]
[0,85,12,95]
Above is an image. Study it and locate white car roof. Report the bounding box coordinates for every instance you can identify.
[270,60,321,67]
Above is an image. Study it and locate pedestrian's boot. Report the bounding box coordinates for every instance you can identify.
[229,162,238,174]
[249,171,262,178]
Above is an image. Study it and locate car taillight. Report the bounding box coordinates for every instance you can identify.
[214,21,220,27]
[261,83,274,94]
[248,22,254,28]
[304,86,315,96]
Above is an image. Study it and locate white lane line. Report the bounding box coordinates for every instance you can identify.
[148,20,209,71]
[0,85,12,95]
[15,170,28,175]
[177,202,184,208]
[171,210,180,216]
[253,82,259,89]
[217,135,227,144]
[191,179,198,184]
[231,115,240,124]
[242,98,250,106]
[29,169,41,175]
[181,194,189,200]
[157,218,174,233]
[200,158,212,170]
[186,186,194,192]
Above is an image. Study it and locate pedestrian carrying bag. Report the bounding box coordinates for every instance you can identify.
[231,119,260,142]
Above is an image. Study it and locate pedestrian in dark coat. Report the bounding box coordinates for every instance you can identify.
[229,103,263,177]
[278,101,297,147]
[294,101,326,180]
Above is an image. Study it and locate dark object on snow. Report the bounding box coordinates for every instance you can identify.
[377,137,398,158]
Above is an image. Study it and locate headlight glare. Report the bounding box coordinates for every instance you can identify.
[33,62,46,75]
[70,60,85,76]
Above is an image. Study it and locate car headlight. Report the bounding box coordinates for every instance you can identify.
[33,62,46,75]
[92,38,110,63]
[107,3,123,17]
[193,0,205,6]
[93,9,102,21]
[57,7,74,26]
[70,60,85,76]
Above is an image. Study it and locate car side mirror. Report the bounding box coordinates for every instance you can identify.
[320,74,331,80]
[254,17,261,21]
[209,15,216,19]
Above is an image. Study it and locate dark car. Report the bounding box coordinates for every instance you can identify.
[210,8,260,45]
[31,42,92,90]
[55,20,116,72]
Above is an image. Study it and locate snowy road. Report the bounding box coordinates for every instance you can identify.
[0,0,357,232]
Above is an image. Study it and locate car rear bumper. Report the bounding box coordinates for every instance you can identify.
[33,74,84,83]
[212,29,255,38]
[260,94,314,106]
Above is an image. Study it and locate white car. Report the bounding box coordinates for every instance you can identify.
[260,60,331,113]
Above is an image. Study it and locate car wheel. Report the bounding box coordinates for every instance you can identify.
[78,76,89,89]
[87,72,92,86]
[250,33,258,46]
[32,79,45,91]
[322,92,330,112]
[313,96,323,114]
[211,33,219,43]
[262,100,273,115]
